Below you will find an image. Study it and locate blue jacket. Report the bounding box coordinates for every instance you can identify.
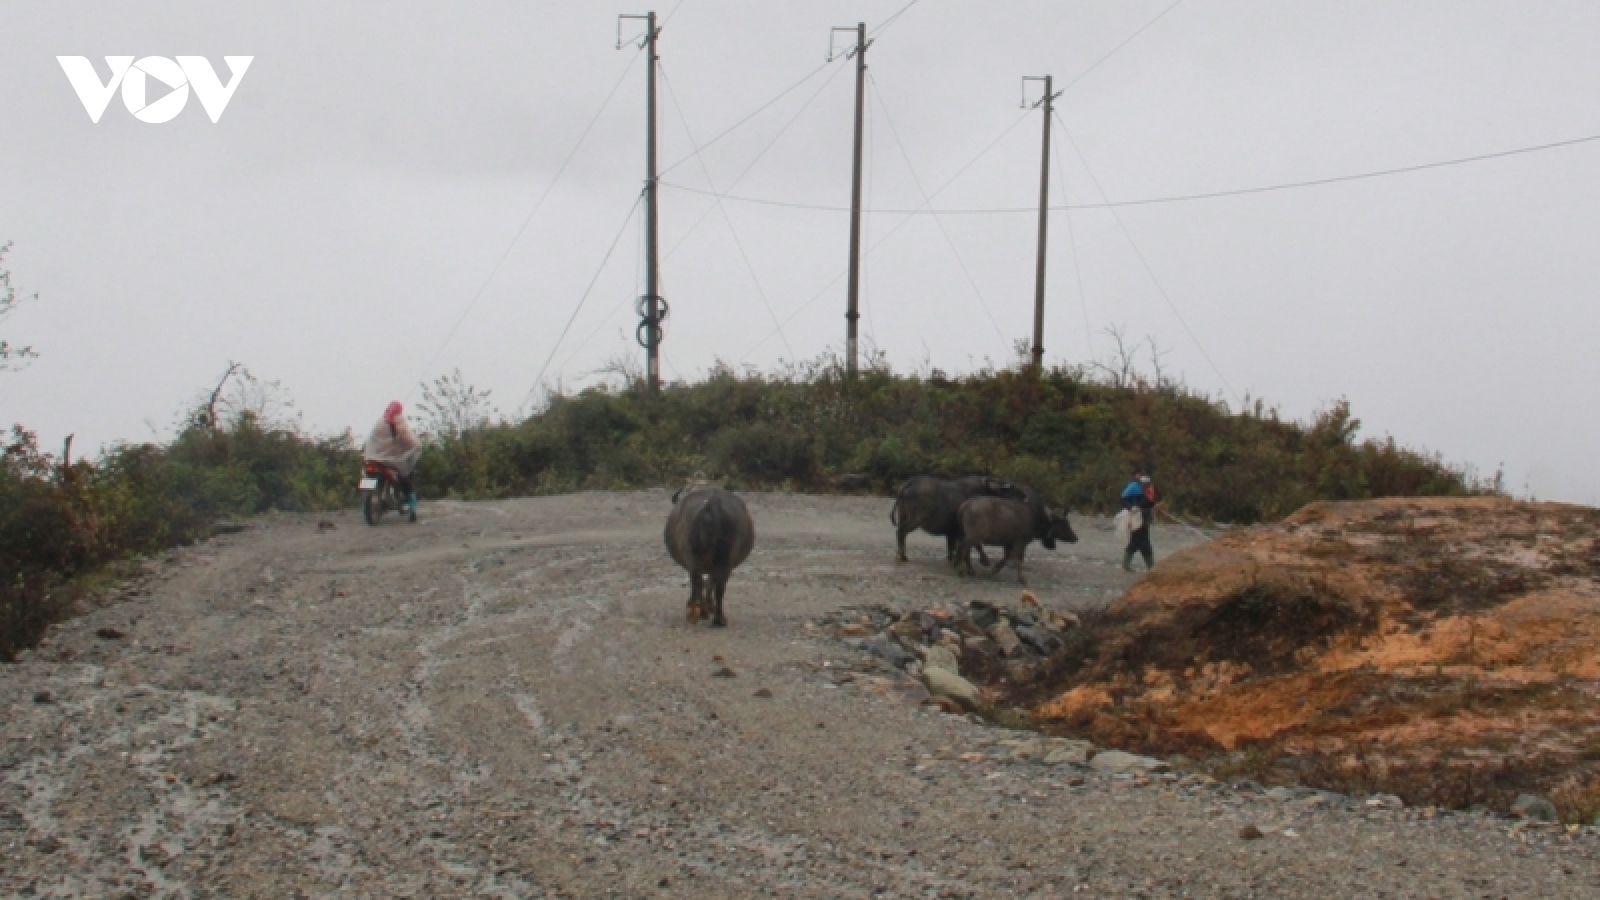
[1121,480,1153,510]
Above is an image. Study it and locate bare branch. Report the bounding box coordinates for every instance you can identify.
[202,362,243,432]
[1146,335,1173,388]
[0,241,39,371]
[1011,337,1032,372]
[590,351,644,391]
[1088,324,1139,388]
[418,369,497,440]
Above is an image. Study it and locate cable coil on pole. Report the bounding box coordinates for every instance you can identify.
[635,294,668,348]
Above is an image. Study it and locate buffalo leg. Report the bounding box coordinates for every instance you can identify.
[686,571,704,624]
[944,533,958,564]
[988,546,1010,577]
[710,572,728,627]
[897,526,912,563]
[1014,544,1028,585]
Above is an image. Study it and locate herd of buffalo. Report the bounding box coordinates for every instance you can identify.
[664,477,1078,627]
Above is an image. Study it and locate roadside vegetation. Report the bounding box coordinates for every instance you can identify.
[417,350,1488,523]
[4,349,1489,660]
[0,411,355,661]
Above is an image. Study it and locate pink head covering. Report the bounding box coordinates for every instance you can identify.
[384,401,403,424]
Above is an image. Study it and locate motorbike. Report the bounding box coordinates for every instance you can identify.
[359,461,415,525]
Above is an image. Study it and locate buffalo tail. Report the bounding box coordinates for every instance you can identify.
[690,494,735,569]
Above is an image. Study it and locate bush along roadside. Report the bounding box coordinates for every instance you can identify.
[418,357,1490,519]
[0,417,358,661]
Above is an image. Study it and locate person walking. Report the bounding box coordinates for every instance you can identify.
[1120,472,1157,572]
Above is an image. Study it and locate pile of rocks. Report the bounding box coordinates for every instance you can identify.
[813,592,1081,711]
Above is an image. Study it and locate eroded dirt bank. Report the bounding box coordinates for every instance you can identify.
[2,492,1598,898]
[1028,497,1600,819]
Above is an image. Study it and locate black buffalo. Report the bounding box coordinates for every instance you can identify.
[890,475,1025,563]
[664,486,755,627]
[954,495,1078,585]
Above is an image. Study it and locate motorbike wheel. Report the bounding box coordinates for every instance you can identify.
[363,489,383,525]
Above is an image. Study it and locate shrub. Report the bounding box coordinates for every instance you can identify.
[707,423,816,482]
[0,416,358,661]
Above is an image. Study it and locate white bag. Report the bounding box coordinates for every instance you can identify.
[1113,508,1134,542]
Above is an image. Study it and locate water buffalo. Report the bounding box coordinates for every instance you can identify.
[664,486,755,627]
[890,475,1025,563]
[954,495,1078,585]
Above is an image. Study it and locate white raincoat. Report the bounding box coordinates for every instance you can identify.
[363,416,421,476]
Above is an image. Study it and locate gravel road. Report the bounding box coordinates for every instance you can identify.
[3,491,1598,898]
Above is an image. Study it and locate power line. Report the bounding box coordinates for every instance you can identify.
[1059,0,1185,92]
[417,45,643,385]
[545,186,649,381]
[870,74,1009,350]
[864,70,878,346]
[661,0,691,26]
[738,110,1035,360]
[664,52,851,262]
[651,0,925,193]
[1057,132,1600,208]
[658,57,840,178]
[658,181,930,212]
[1057,112,1237,402]
[549,281,633,383]
[663,130,1600,214]
[1052,111,1094,362]
[658,62,796,359]
[524,191,645,411]
[927,109,1036,199]
[870,0,922,38]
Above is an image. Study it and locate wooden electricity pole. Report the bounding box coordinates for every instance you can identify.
[622,11,664,392]
[834,23,870,379]
[1024,75,1060,373]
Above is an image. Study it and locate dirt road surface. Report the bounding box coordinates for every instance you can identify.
[4,492,1598,898]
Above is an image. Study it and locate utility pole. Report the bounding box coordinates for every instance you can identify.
[1022,75,1060,373]
[621,11,664,392]
[832,23,870,378]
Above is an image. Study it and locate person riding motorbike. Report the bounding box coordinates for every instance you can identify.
[363,401,421,517]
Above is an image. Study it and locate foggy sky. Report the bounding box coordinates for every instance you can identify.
[3,1,1597,504]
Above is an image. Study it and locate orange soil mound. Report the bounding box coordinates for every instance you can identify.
[1029,497,1600,815]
